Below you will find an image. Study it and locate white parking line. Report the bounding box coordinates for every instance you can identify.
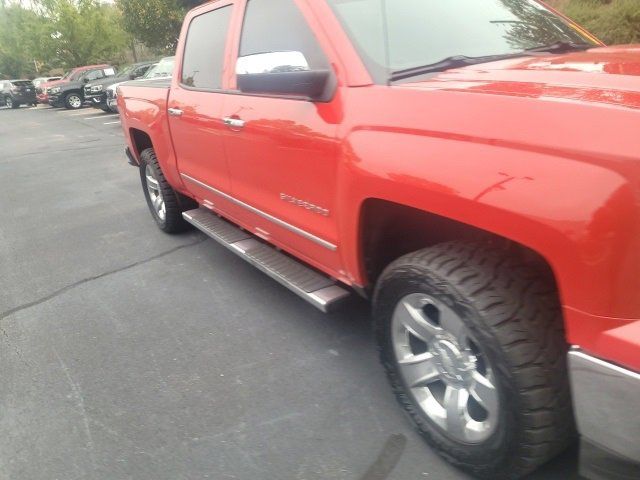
[60,110,96,116]
[104,121,121,125]
[84,114,119,120]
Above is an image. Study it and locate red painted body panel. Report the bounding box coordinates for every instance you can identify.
[118,0,640,370]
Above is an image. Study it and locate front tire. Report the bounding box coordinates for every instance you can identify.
[374,242,573,479]
[6,97,18,109]
[64,92,83,110]
[139,148,196,233]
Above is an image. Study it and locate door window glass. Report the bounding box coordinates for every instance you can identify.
[240,0,329,71]
[85,70,105,81]
[181,6,232,89]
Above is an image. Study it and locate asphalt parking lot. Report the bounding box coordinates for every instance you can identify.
[0,104,579,480]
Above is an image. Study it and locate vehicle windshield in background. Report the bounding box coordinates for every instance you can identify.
[143,57,175,78]
[68,70,85,81]
[327,0,598,83]
[117,65,133,77]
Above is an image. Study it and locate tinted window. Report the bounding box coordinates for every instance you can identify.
[69,70,85,81]
[328,0,597,83]
[85,70,104,81]
[135,65,151,77]
[240,0,329,71]
[181,7,232,89]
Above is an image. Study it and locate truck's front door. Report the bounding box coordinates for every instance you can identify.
[222,0,344,278]
[168,1,235,212]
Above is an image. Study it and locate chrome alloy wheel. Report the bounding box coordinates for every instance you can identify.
[68,94,82,109]
[392,293,499,443]
[145,165,166,221]
[5,97,13,108]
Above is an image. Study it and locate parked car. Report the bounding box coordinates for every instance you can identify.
[47,65,116,110]
[32,76,61,90]
[37,65,110,105]
[106,58,172,113]
[0,79,36,109]
[84,61,155,112]
[118,2,640,480]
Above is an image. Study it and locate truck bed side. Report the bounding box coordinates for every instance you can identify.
[117,80,184,191]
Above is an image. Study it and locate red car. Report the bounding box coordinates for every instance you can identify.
[36,64,110,104]
[118,1,640,479]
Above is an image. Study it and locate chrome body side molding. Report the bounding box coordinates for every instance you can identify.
[180,173,337,252]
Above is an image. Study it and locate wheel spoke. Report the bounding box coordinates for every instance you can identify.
[152,195,163,212]
[444,386,469,438]
[438,303,467,342]
[470,372,498,417]
[146,175,159,190]
[396,299,441,342]
[398,352,440,388]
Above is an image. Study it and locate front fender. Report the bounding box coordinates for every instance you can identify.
[337,127,640,349]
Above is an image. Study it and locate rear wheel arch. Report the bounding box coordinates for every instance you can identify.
[129,128,153,160]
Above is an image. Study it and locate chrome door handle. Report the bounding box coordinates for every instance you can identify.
[168,107,183,117]
[222,117,245,129]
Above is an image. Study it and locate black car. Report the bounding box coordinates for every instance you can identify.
[0,80,37,109]
[84,61,155,112]
[48,66,116,110]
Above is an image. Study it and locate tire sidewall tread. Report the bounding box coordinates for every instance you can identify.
[373,242,573,479]
[139,148,195,234]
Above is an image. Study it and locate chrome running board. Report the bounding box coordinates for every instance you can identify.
[183,208,350,313]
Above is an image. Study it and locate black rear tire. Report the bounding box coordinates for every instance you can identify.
[139,148,196,234]
[374,242,574,480]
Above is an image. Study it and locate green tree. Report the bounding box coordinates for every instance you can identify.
[0,0,134,77]
[116,0,207,52]
[0,4,50,78]
[37,0,131,68]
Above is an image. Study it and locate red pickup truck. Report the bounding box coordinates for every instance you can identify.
[118,1,640,479]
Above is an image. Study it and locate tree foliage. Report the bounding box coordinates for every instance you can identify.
[0,0,131,78]
[116,0,207,52]
[39,0,131,68]
[0,5,50,78]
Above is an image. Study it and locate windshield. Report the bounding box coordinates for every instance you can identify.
[68,69,85,81]
[327,0,598,83]
[118,65,133,77]
[143,58,175,78]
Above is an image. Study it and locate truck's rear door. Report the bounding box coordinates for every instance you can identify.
[168,1,235,209]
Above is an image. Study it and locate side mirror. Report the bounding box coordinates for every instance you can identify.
[83,77,89,83]
[129,73,136,80]
[236,51,333,101]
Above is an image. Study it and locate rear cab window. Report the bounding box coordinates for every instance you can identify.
[181,5,233,90]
